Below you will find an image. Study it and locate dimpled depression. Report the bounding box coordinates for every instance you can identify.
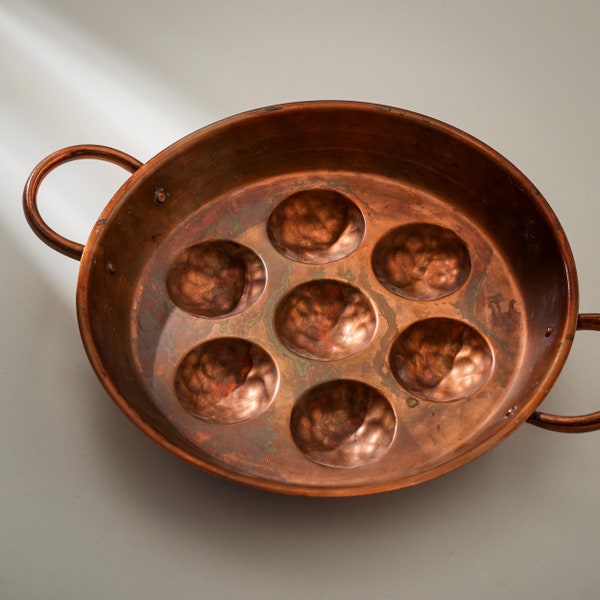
[274,279,377,360]
[174,338,278,423]
[291,380,397,468]
[372,223,471,300]
[166,240,266,317]
[267,189,365,263]
[390,318,493,402]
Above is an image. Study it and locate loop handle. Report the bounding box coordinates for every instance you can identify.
[528,314,600,432]
[23,145,142,260]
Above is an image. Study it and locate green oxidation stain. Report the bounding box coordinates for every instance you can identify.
[362,285,402,397]
[369,287,397,347]
[310,267,326,281]
[220,323,228,334]
[339,269,356,283]
[455,269,485,320]
[245,316,262,330]
[293,357,310,379]
[406,397,420,408]
[263,418,279,456]
[263,262,293,345]
[227,214,244,237]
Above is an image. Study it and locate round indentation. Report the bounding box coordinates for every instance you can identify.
[291,380,396,468]
[267,189,365,263]
[166,240,266,318]
[274,279,377,360]
[175,338,278,423]
[372,223,471,300]
[390,318,493,401]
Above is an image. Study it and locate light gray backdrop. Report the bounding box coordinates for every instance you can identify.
[2,1,600,598]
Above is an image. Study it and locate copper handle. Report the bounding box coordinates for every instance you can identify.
[528,314,600,432]
[23,145,142,260]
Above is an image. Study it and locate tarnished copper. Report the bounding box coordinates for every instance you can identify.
[166,240,266,318]
[267,189,365,263]
[23,101,600,497]
[389,318,493,402]
[290,380,396,468]
[274,279,377,360]
[175,337,278,424]
[372,223,471,300]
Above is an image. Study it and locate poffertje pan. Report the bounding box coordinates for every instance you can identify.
[24,101,600,496]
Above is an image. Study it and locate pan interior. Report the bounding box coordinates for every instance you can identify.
[79,104,575,495]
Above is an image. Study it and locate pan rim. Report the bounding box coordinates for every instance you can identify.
[75,100,579,496]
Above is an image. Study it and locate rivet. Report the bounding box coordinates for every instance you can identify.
[504,406,518,419]
[545,326,554,337]
[154,187,168,204]
[106,261,117,274]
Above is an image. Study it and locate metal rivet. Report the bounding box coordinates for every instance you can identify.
[504,406,518,419]
[154,187,168,204]
[545,326,554,337]
[106,261,117,274]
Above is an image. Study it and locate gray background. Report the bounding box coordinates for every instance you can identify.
[2,1,600,598]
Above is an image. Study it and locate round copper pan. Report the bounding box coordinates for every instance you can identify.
[23,101,600,497]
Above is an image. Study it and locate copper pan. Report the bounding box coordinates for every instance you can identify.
[23,101,600,497]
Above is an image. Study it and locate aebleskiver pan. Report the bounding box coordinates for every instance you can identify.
[24,101,600,496]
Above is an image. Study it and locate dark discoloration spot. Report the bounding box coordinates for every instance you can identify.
[406,396,420,408]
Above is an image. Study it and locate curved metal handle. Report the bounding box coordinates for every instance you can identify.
[23,145,142,260]
[528,314,600,433]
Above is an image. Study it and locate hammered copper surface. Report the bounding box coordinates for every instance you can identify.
[372,223,471,300]
[390,318,494,402]
[24,101,600,497]
[166,240,266,317]
[267,189,365,263]
[290,380,396,468]
[174,337,278,423]
[274,279,377,360]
